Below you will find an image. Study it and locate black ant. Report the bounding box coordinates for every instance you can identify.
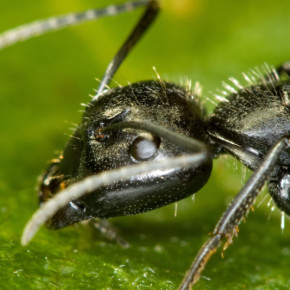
[1,0,289,289]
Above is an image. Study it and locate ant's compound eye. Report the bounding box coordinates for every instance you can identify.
[92,122,110,142]
[129,134,161,161]
[94,126,107,141]
[91,109,132,142]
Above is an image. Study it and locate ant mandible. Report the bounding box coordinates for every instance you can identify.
[1,1,289,289]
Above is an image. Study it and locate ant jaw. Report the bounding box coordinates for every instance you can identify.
[39,159,91,229]
[46,200,90,229]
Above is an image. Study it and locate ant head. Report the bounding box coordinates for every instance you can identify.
[268,168,290,215]
[37,81,212,229]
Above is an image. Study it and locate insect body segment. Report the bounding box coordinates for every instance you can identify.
[208,72,290,215]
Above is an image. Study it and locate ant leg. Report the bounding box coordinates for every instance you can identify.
[96,0,160,95]
[88,219,129,248]
[179,137,290,290]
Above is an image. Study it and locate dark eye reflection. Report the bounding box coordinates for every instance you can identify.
[129,134,161,161]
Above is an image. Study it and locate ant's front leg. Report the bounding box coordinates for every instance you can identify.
[87,219,129,248]
[179,137,290,290]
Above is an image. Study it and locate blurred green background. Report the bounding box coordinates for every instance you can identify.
[1,0,290,289]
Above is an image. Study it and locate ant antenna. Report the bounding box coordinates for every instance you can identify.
[96,0,160,96]
[0,1,150,50]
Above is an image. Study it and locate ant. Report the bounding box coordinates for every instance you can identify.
[1,0,289,289]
